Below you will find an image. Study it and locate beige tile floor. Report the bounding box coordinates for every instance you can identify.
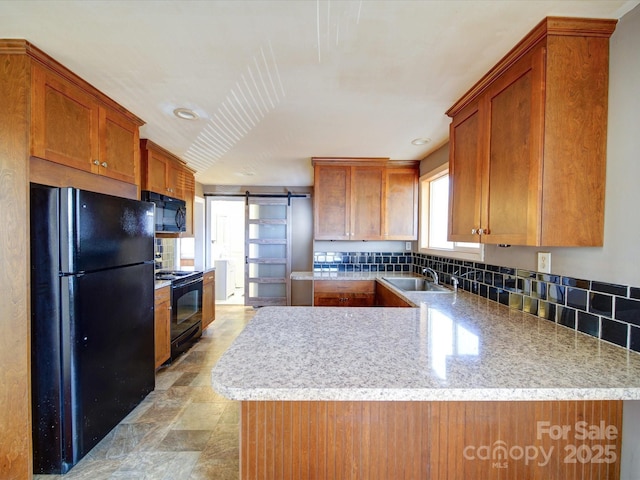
[34,305,255,480]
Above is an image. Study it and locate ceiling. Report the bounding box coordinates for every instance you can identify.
[2,0,637,187]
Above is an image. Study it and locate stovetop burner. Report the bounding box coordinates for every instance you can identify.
[155,270,201,282]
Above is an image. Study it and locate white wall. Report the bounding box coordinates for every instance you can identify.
[422,5,640,288]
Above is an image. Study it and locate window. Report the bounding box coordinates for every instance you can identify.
[419,164,484,261]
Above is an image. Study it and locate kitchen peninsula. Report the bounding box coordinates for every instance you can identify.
[212,281,640,479]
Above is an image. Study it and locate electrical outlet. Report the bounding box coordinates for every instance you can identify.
[405,242,412,251]
[537,252,551,273]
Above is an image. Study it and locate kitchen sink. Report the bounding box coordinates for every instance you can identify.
[382,276,453,293]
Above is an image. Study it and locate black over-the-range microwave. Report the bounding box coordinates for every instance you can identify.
[141,191,186,233]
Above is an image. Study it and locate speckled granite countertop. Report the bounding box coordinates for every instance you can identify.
[155,279,171,289]
[211,289,640,401]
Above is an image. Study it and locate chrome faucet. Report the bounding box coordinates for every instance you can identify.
[422,267,439,285]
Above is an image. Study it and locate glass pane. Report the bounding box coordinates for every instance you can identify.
[249,282,286,298]
[249,243,286,259]
[249,264,286,278]
[249,224,286,240]
[249,204,286,220]
[429,175,453,249]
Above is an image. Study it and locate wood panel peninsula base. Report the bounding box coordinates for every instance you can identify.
[241,400,621,480]
[211,303,640,480]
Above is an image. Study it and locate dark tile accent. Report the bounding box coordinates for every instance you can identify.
[493,273,504,288]
[589,292,613,317]
[601,318,629,348]
[631,288,640,300]
[488,287,498,302]
[548,284,565,305]
[498,290,510,306]
[538,301,556,321]
[500,267,516,275]
[556,306,576,329]
[482,271,493,285]
[592,281,627,297]
[562,276,590,289]
[630,326,640,353]
[615,297,640,326]
[566,288,588,311]
[479,284,488,298]
[503,276,522,293]
[578,312,600,338]
[530,281,547,300]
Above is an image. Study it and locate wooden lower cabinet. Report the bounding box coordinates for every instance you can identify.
[374,281,413,307]
[313,280,375,307]
[240,400,622,480]
[154,286,171,368]
[202,270,216,329]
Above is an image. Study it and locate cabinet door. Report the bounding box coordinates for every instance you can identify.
[31,65,99,172]
[448,101,483,242]
[166,160,183,199]
[144,150,169,194]
[351,166,384,240]
[154,287,171,368]
[314,165,350,240]
[483,49,543,245]
[385,167,418,240]
[100,107,139,184]
[202,271,215,329]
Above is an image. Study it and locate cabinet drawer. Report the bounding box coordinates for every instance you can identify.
[314,280,375,294]
[314,292,375,307]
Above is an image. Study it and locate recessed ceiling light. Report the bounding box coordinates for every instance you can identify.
[173,108,199,120]
[411,137,432,146]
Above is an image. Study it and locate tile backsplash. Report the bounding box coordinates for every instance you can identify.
[155,238,176,270]
[313,251,640,354]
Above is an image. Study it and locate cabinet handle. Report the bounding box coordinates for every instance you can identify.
[93,160,100,165]
[101,162,108,168]
[478,228,485,235]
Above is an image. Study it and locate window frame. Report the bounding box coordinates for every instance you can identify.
[418,163,484,262]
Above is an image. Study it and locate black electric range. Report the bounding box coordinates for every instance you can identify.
[155,270,204,361]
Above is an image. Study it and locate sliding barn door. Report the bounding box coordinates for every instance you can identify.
[245,197,291,307]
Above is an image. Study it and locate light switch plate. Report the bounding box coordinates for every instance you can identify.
[537,252,551,273]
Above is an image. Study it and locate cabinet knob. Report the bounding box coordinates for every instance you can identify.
[471,228,477,235]
[101,162,108,168]
[93,160,100,165]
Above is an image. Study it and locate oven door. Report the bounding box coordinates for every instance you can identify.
[170,276,203,346]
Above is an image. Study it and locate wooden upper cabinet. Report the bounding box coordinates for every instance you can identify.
[101,107,140,184]
[313,163,351,240]
[140,139,196,237]
[447,17,616,247]
[351,166,384,240]
[140,139,193,201]
[313,158,418,241]
[30,62,142,186]
[385,166,418,240]
[31,65,99,172]
[448,101,483,243]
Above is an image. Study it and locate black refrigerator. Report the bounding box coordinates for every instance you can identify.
[30,184,156,474]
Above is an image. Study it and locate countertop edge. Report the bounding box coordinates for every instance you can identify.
[210,380,640,402]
